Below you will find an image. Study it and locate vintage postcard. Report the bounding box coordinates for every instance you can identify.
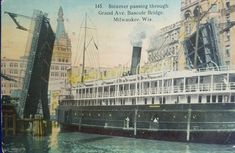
[1,0,235,152]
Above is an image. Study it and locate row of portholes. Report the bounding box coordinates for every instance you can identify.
[74,112,198,121]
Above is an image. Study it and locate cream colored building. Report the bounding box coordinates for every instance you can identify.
[147,21,181,71]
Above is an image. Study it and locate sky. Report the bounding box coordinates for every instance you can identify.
[2,0,181,67]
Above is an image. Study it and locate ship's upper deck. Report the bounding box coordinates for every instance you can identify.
[74,65,235,88]
[60,65,235,106]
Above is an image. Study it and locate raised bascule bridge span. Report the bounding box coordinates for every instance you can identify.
[4,10,55,121]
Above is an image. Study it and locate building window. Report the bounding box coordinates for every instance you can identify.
[193,6,201,18]
[152,97,154,104]
[184,10,191,20]
[211,4,217,13]
[226,49,230,57]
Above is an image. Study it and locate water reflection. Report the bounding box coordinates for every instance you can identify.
[48,123,59,149]
[4,124,235,153]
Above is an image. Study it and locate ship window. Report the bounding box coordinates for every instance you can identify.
[163,97,166,104]
[154,82,158,87]
[176,96,179,104]
[206,95,211,103]
[152,97,154,104]
[231,95,235,102]
[144,98,147,105]
[146,82,150,88]
[218,95,223,103]
[159,97,162,104]
[212,95,216,103]
[132,99,136,105]
[187,96,191,104]
[198,95,202,103]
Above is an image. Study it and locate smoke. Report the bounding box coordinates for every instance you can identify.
[129,23,154,47]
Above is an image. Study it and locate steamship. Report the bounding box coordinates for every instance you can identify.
[57,17,235,144]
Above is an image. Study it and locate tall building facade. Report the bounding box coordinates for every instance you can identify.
[147,22,181,71]
[179,0,235,69]
[147,0,235,70]
[49,6,72,90]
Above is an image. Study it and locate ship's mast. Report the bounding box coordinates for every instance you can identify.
[81,13,87,83]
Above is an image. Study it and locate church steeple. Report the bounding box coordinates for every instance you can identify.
[56,6,66,39]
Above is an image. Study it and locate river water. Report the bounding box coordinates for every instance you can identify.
[4,125,235,153]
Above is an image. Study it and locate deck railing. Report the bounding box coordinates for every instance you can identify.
[72,82,235,99]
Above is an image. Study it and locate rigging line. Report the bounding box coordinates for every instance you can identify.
[73,22,83,65]
[90,44,98,68]
[87,15,97,30]
[75,34,84,66]
[87,45,95,68]
[74,32,85,67]
[88,48,94,67]
[74,35,82,66]
[74,17,85,66]
[88,47,95,67]
[91,47,97,68]
[90,20,101,73]
[84,31,97,68]
[86,28,100,76]
[90,46,98,67]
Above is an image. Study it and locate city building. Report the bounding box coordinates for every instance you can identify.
[1,57,27,96]
[147,21,181,71]
[49,6,72,91]
[179,0,235,69]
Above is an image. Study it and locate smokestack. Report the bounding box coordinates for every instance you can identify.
[130,46,142,75]
[129,24,152,75]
